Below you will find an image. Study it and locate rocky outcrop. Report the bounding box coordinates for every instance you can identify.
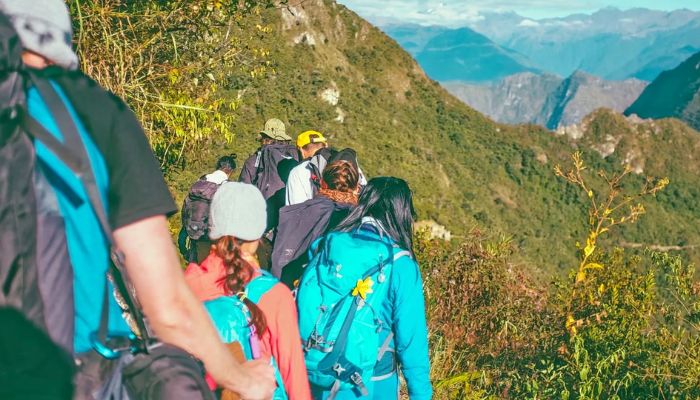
[445,71,646,129]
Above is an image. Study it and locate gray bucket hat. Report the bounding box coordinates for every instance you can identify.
[209,182,267,241]
[0,0,79,70]
[260,118,292,141]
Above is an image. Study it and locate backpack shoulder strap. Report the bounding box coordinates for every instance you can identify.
[246,272,278,304]
[393,249,411,262]
[24,74,151,353]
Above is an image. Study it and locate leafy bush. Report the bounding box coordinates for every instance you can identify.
[69,0,276,170]
[421,153,700,399]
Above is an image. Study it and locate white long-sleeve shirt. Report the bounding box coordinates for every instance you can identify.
[204,169,228,185]
[285,160,368,206]
[285,161,313,206]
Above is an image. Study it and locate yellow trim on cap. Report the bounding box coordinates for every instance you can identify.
[296,130,327,148]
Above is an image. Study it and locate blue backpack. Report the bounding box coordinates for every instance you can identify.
[296,228,411,397]
[204,272,288,400]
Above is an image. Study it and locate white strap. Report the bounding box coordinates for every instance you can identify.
[393,250,411,262]
[327,380,341,400]
[377,332,394,361]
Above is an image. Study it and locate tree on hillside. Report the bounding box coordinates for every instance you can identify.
[69,0,279,170]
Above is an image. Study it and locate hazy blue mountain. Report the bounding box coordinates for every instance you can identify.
[381,24,447,56]
[446,71,646,129]
[383,8,700,82]
[466,8,700,80]
[626,52,700,131]
[409,27,538,82]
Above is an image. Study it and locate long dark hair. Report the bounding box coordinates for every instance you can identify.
[214,236,267,337]
[334,177,416,253]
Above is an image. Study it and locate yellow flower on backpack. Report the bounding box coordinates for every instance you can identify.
[352,277,374,300]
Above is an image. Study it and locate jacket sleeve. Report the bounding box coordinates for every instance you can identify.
[238,154,258,184]
[391,257,432,400]
[260,284,312,400]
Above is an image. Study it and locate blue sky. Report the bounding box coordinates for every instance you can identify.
[336,0,700,24]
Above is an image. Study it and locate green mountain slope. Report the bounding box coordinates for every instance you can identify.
[168,0,700,274]
[626,51,700,131]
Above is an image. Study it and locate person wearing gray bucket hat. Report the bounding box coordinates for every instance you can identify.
[209,182,268,241]
[184,181,312,399]
[0,0,79,70]
[0,1,277,397]
[239,118,295,185]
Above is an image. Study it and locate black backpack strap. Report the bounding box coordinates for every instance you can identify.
[23,74,151,353]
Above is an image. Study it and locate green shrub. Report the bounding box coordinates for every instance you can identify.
[422,153,700,399]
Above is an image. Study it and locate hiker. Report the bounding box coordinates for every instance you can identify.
[184,182,312,400]
[0,1,274,398]
[178,154,236,263]
[272,158,360,287]
[238,119,300,270]
[239,118,293,184]
[286,133,367,207]
[285,130,330,206]
[296,177,432,400]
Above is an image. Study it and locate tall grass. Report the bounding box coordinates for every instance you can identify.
[69,0,276,170]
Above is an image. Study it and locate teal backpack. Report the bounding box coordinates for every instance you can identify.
[296,228,411,397]
[204,271,288,400]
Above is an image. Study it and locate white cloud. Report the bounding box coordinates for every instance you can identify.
[336,0,493,27]
[337,0,606,25]
[518,19,540,26]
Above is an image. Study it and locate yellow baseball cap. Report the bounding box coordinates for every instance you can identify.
[296,130,327,148]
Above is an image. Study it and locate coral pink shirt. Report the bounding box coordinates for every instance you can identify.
[184,254,312,400]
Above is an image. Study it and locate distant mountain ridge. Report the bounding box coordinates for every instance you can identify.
[626,51,700,131]
[382,8,700,82]
[468,7,700,80]
[444,71,647,128]
[384,25,537,82]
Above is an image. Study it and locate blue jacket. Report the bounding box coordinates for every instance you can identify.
[312,220,432,400]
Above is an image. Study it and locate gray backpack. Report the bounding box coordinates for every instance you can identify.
[181,178,221,241]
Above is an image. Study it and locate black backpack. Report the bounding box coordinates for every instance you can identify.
[0,11,48,336]
[306,147,337,196]
[252,142,300,200]
[306,147,361,195]
[181,178,221,241]
[0,12,102,397]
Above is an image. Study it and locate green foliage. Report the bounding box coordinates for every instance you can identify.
[70,0,276,170]
[422,154,700,399]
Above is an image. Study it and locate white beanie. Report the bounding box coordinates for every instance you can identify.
[209,182,267,241]
[0,0,79,70]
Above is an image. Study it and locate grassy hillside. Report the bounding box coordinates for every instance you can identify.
[162,0,700,275]
[72,0,700,275]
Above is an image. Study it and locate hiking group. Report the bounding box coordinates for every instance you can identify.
[0,1,431,400]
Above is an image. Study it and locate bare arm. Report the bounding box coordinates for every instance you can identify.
[114,215,275,399]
